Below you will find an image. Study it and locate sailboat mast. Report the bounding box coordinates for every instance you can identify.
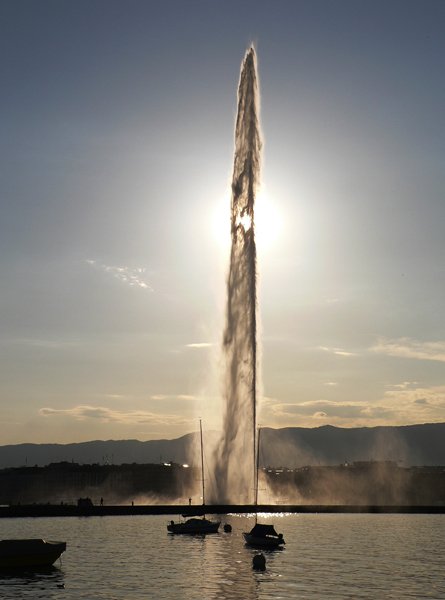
[251,219,257,507]
[252,293,257,506]
[254,427,260,507]
[200,419,205,505]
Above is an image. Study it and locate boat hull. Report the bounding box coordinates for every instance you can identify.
[167,518,220,534]
[243,532,285,549]
[0,539,66,568]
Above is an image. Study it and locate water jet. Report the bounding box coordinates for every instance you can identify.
[212,47,262,504]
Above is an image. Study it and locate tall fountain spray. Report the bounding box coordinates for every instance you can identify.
[212,47,262,504]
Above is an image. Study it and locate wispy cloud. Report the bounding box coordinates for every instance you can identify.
[185,342,213,349]
[263,399,374,419]
[259,377,445,429]
[314,411,328,418]
[371,337,445,363]
[39,404,191,426]
[386,381,420,391]
[86,259,153,291]
[376,383,445,423]
[383,383,445,407]
[318,346,357,357]
[150,394,195,402]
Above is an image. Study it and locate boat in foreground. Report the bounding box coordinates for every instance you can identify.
[243,523,285,549]
[0,539,66,568]
[167,516,220,534]
[243,428,286,549]
[167,420,220,535]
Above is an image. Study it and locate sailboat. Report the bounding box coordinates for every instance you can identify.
[0,539,66,568]
[243,428,285,549]
[167,420,220,534]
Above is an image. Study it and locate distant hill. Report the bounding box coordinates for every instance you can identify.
[0,436,195,469]
[260,422,445,467]
[0,422,444,469]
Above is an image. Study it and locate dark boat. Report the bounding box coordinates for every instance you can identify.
[243,523,285,549]
[167,420,220,535]
[0,539,66,568]
[167,516,220,534]
[243,428,285,549]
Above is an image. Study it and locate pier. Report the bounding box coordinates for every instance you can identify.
[1,503,444,518]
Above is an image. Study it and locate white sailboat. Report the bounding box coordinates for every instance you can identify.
[167,420,220,534]
[243,427,285,548]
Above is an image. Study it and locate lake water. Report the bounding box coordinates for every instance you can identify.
[0,513,443,599]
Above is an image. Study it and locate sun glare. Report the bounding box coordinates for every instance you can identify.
[211,187,283,252]
[235,211,252,231]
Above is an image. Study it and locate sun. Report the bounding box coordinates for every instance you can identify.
[235,210,252,232]
[211,186,283,251]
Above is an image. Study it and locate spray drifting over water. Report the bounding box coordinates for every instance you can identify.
[212,47,262,504]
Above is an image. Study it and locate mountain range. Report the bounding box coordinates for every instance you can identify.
[1,422,444,469]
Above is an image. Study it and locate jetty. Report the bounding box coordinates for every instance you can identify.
[1,503,444,518]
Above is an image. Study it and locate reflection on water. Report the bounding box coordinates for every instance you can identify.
[0,565,65,599]
[0,513,443,599]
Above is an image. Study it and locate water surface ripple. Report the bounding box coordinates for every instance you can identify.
[0,513,443,599]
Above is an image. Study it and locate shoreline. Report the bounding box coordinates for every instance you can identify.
[1,503,444,518]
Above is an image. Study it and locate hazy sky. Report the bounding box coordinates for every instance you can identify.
[1,0,444,444]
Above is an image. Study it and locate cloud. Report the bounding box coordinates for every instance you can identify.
[86,259,153,291]
[99,394,126,400]
[389,381,420,390]
[374,383,445,424]
[383,384,445,407]
[324,382,338,387]
[259,380,445,429]
[298,383,445,426]
[318,346,357,357]
[39,404,191,426]
[185,343,213,349]
[264,399,373,419]
[371,337,445,363]
[359,405,395,419]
